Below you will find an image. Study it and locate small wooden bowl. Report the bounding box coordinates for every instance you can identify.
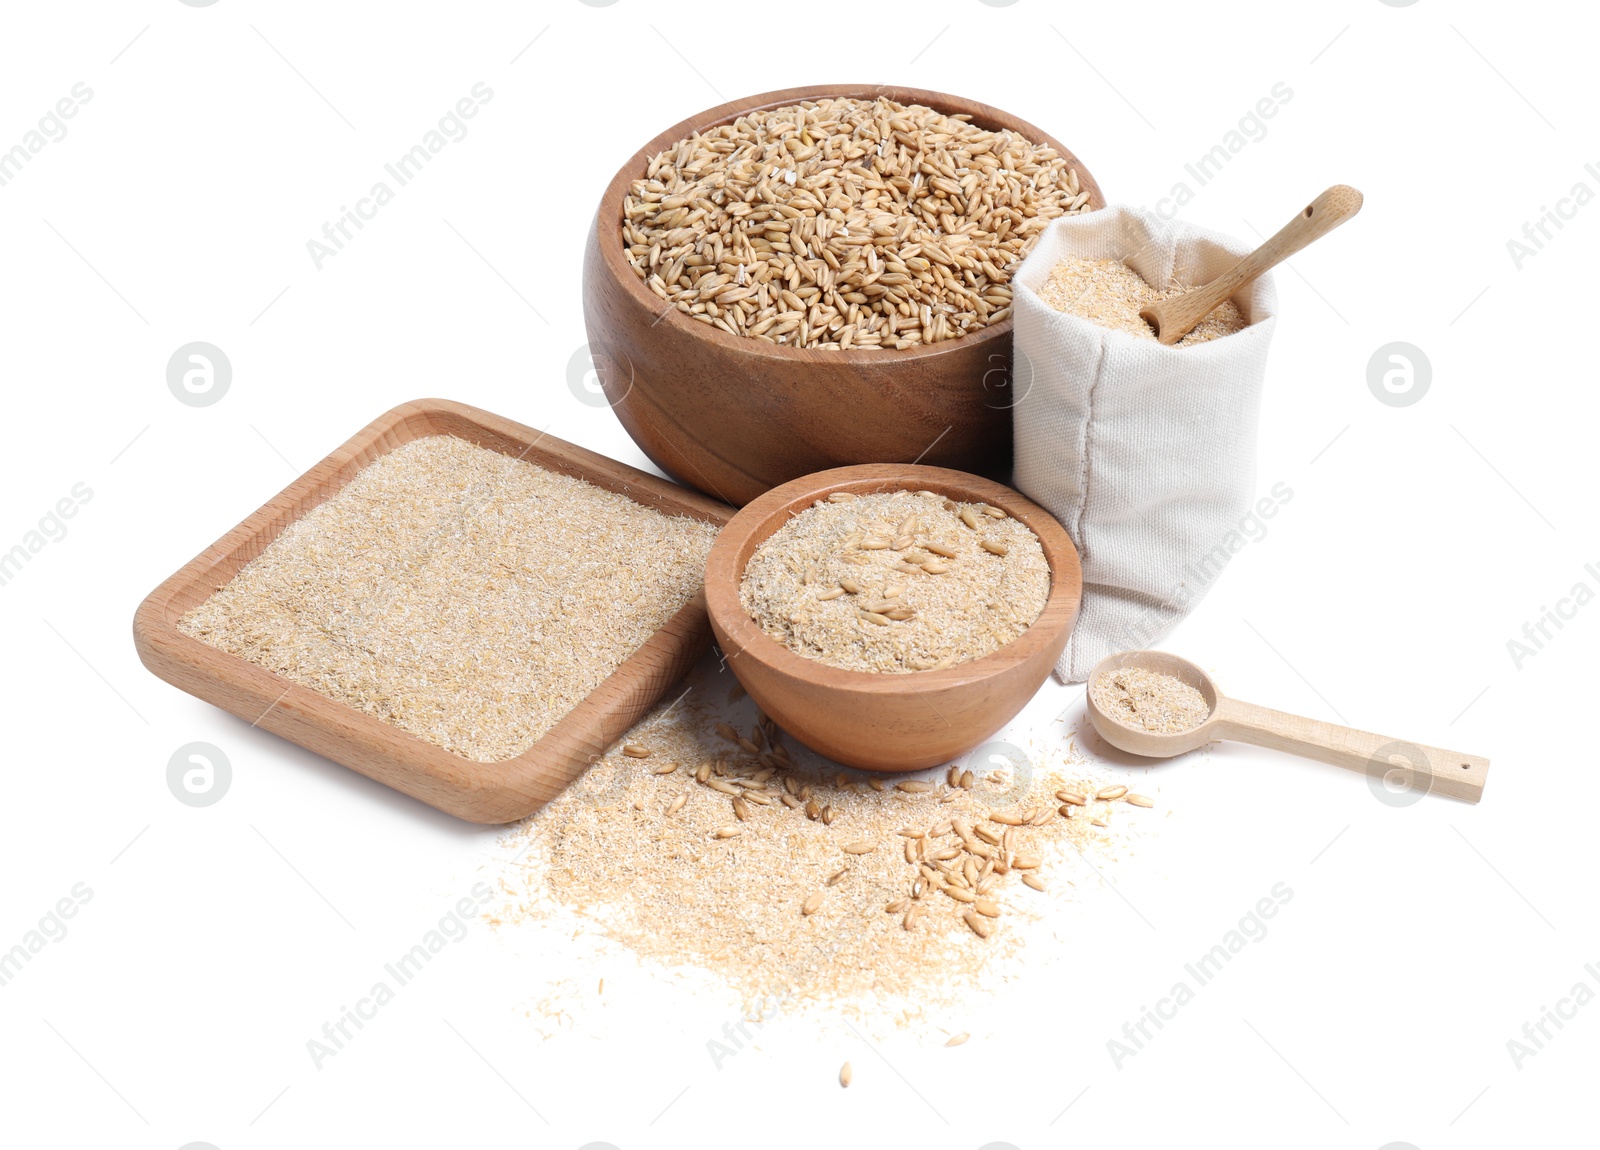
[133,399,733,824]
[583,83,1106,506]
[703,464,1082,771]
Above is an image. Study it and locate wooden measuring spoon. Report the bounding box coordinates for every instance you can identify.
[1084,651,1488,802]
[1140,185,1364,344]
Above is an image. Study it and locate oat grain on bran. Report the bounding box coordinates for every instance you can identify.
[495,686,1149,1014]
[740,489,1050,673]
[178,435,718,762]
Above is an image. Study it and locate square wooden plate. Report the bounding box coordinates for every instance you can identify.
[133,399,733,824]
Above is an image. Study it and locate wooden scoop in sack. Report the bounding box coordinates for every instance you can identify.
[1140,185,1364,344]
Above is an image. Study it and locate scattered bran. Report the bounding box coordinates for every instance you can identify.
[493,675,1151,1015]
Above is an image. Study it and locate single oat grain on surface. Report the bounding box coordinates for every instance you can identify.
[1037,257,1246,346]
[624,96,1094,350]
[1091,667,1211,735]
[179,435,718,762]
[740,489,1049,673]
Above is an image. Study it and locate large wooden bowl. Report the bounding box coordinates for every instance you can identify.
[704,464,1082,771]
[583,84,1106,506]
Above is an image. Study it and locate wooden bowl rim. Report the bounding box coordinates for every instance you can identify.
[704,464,1083,696]
[594,82,1106,367]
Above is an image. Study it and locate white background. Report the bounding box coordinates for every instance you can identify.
[0,1,1592,1147]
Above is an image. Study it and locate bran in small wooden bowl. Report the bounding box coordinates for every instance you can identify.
[704,464,1082,771]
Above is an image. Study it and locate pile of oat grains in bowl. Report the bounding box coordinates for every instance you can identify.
[623,95,1094,350]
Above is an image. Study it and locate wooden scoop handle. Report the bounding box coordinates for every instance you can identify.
[1142,184,1364,344]
[1210,697,1488,803]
